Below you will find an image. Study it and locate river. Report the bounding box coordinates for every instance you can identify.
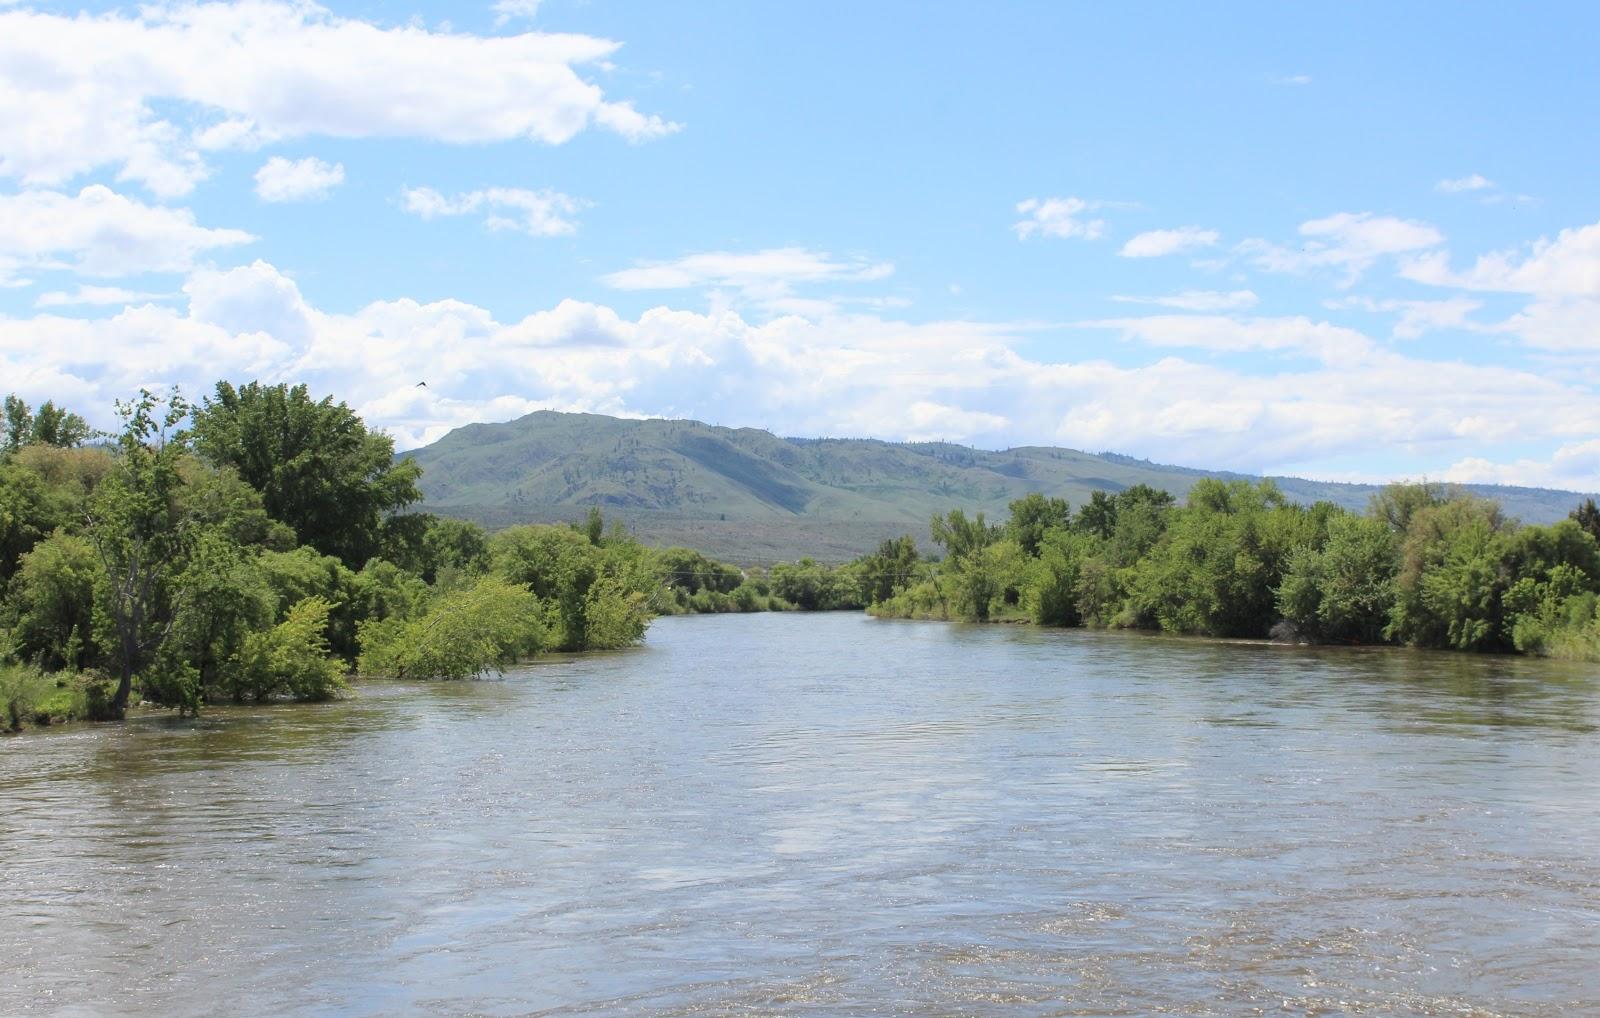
[3,613,1599,1015]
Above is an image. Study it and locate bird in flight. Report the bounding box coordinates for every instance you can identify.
[416,381,428,388]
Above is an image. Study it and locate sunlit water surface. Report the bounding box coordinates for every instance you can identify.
[4,613,1600,1016]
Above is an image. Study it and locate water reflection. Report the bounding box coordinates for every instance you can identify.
[3,612,1599,1016]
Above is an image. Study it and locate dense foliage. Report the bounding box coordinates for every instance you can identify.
[0,386,665,729]
[862,479,1600,661]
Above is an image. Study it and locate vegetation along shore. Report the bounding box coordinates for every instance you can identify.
[4,383,1599,732]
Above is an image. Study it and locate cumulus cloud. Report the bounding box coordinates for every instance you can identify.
[4,260,1596,489]
[1119,226,1219,258]
[254,156,345,202]
[1111,290,1258,312]
[1241,211,1444,284]
[1014,197,1106,240]
[0,185,254,284]
[0,1,678,197]
[1401,220,1600,297]
[1442,440,1600,493]
[401,186,587,236]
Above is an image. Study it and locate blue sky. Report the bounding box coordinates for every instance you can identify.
[1,1,1598,492]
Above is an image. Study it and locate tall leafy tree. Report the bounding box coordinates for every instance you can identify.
[3,395,91,454]
[86,390,194,718]
[1006,493,1071,557]
[189,382,422,568]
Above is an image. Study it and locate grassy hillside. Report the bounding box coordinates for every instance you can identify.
[404,411,1594,562]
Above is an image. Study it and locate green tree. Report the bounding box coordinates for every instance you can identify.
[236,596,347,701]
[1569,498,1600,544]
[6,531,100,671]
[1369,481,1450,533]
[256,546,362,661]
[2,395,31,455]
[85,390,195,718]
[158,531,275,707]
[1387,497,1510,651]
[1007,493,1071,557]
[2,395,91,453]
[1023,528,1093,626]
[1275,513,1396,643]
[854,535,920,605]
[189,381,422,568]
[930,508,997,561]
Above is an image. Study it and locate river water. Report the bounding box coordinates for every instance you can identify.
[3,613,1599,1016]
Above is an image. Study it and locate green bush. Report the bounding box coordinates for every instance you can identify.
[358,576,544,680]
[236,596,348,702]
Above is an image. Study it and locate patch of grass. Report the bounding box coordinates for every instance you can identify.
[1,664,95,730]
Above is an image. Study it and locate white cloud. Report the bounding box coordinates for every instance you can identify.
[1119,227,1220,258]
[401,186,587,236]
[0,185,254,284]
[1442,440,1600,493]
[1241,211,1444,284]
[9,262,1593,490]
[34,285,167,308]
[1401,220,1600,297]
[601,248,894,299]
[1014,197,1106,241]
[1493,298,1600,354]
[492,0,541,26]
[1323,295,1482,339]
[0,2,678,197]
[1436,174,1494,194]
[1111,290,1258,312]
[1274,74,1312,86]
[254,156,345,202]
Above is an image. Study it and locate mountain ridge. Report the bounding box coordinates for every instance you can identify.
[403,410,1594,562]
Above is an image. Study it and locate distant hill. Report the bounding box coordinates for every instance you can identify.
[403,411,1594,562]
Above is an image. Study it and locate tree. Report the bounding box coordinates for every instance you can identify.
[189,382,422,568]
[1007,493,1071,557]
[1023,528,1093,626]
[30,401,92,448]
[930,509,997,561]
[1387,496,1510,651]
[86,390,194,718]
[1571,498,1600,544]
[236,596,347,701]
[1369,481,1450,533]
[2,395,30,455]
[2,395,91,453]
[1275,513,1396,643]
[6,531,100,671]
[157,531,274,708]
[1075,490,1118,540]
[854,535,920,605]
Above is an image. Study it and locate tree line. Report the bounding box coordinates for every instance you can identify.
[5,382,1596,731]
[861,482,1600,662]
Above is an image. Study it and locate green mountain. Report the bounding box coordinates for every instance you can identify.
[404,410,1594,562]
